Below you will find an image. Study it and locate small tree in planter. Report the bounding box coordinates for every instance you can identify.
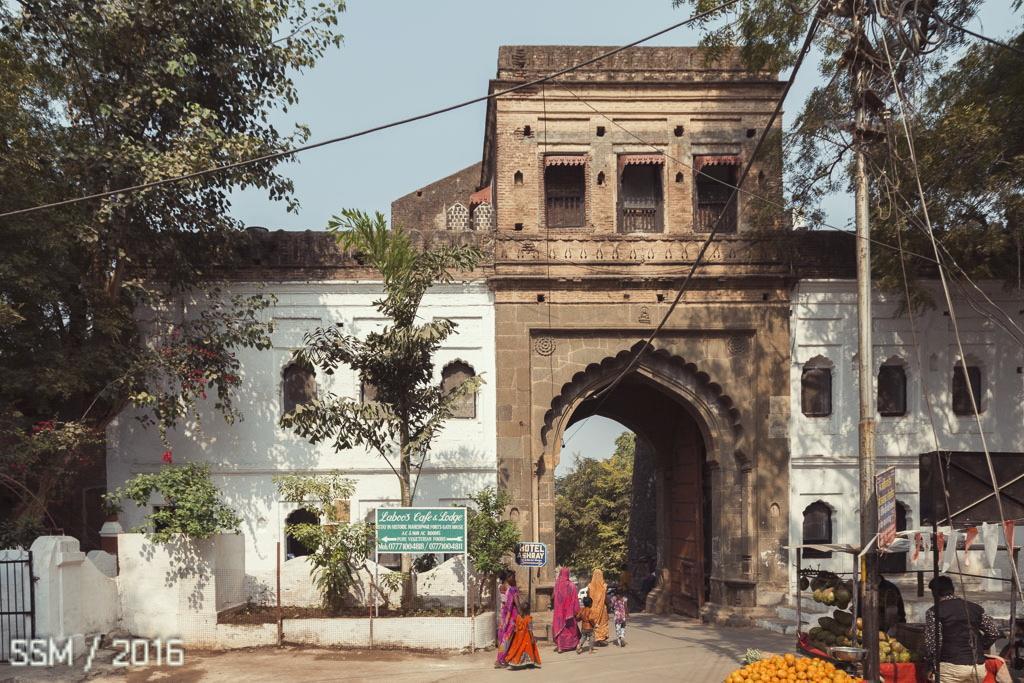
[466,487,520,613]
[280,209,483,605]
[105,461,241,543]
[274,473,374,612]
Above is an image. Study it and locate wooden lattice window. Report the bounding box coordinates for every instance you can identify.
[617,156,664,233]
[282,363,316,415]
[952,363,983,415]
[544,157,586,228]
[441,361,476,419]
[694,157,739,233]
[877,362,907,417]
[802,501,833,559]
[801,357,833,417]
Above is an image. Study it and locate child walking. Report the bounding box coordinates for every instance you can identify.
[610,588,628,647]
[575,596,596,654]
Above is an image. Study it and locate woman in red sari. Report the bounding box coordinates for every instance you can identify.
[552,567,580,653]
[503,602,542,669]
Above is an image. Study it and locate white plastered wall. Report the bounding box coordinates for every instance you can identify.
[788,279,1024,593]
[106,281,497,574]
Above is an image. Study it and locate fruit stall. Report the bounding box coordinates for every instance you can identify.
[790,544,925,683]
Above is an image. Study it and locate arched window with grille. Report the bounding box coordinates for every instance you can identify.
[877,358,907,417]
[801,356,833,417]
[282,363,316,415]
[441,360,476,419]
[802,501,833,559]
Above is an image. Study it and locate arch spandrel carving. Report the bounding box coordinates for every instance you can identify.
[539,342,746,470]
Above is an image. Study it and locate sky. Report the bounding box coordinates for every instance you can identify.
[229,0,1019,475]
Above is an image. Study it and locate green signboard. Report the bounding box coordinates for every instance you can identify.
[375,507,467,554]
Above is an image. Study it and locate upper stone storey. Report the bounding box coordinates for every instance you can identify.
[482,45,788,239]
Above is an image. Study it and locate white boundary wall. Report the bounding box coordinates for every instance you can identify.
[21,537,119,656]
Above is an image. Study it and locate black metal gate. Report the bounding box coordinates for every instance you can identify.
[0,550,35,662]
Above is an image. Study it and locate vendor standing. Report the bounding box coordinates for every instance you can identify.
[923,576,1002,683]
[878,573,906,632]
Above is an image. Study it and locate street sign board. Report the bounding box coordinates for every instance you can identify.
[876,467,897,550]
[515,542,547,567]
[374,507,466,554]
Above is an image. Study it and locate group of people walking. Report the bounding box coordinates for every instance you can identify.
[494,567,630,670]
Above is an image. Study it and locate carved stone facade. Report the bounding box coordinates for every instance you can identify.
[396,45,857,614]
[232,45,856,615]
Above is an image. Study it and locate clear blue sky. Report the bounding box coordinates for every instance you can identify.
[229,0,1019,474]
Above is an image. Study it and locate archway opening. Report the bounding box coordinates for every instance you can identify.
[285,508,319,559]
[553,371,712,616]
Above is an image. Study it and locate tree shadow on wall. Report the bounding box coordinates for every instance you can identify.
[138,536,212,611]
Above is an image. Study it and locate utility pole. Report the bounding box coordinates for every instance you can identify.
[851,2,879,679]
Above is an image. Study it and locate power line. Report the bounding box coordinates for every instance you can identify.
[0,0,742,221]
[933,13,1024,58]
[553,81,942,266]
[878,25,1024,604]
[561,7,823,449]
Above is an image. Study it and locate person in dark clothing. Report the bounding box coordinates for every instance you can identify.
[923,575,1002,682]
[878,573,907,632]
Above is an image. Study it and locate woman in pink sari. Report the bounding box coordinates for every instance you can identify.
[552,567,580,653]
[495,574,520,667]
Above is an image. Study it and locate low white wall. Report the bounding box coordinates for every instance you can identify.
[30,537,119,643]
[117,532,244,641]
[247,555,478,609]
[211,613,495,651]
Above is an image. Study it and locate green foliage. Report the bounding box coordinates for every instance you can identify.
[281,210,483,508]
[274,473,374,612]
[0,0,341,542]
[105,463,241,543]
[555,432,635,574]
[871,30,1024,305]
[465,487,520,606]
[671,0,1024,303]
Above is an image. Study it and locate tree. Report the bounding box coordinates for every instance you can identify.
[555,432,635,574]
[466,487,520,611]
[281,209,483,601]
[274,473,374,612]
[672,0,1020,301]
[871,30,1024,305]
[0,0,344,545]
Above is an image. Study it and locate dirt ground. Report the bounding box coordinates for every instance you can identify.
[0,614,793,682]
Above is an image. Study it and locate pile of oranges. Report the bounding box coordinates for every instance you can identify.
[725,653,859,683]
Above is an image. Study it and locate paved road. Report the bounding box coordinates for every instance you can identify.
[1,615,793,682]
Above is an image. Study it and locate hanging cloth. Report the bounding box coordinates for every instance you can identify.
[963,527,979,568]
[942,530,959,572]
[1005,519,1017,558]
[981,522,1000,568]
[912,532,923,563]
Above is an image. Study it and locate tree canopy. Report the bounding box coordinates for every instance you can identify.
[555,432,635,574]
[0,0,345,545]
[673,0,1024,302]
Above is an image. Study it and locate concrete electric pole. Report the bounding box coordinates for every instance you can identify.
[851,4,880,680]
